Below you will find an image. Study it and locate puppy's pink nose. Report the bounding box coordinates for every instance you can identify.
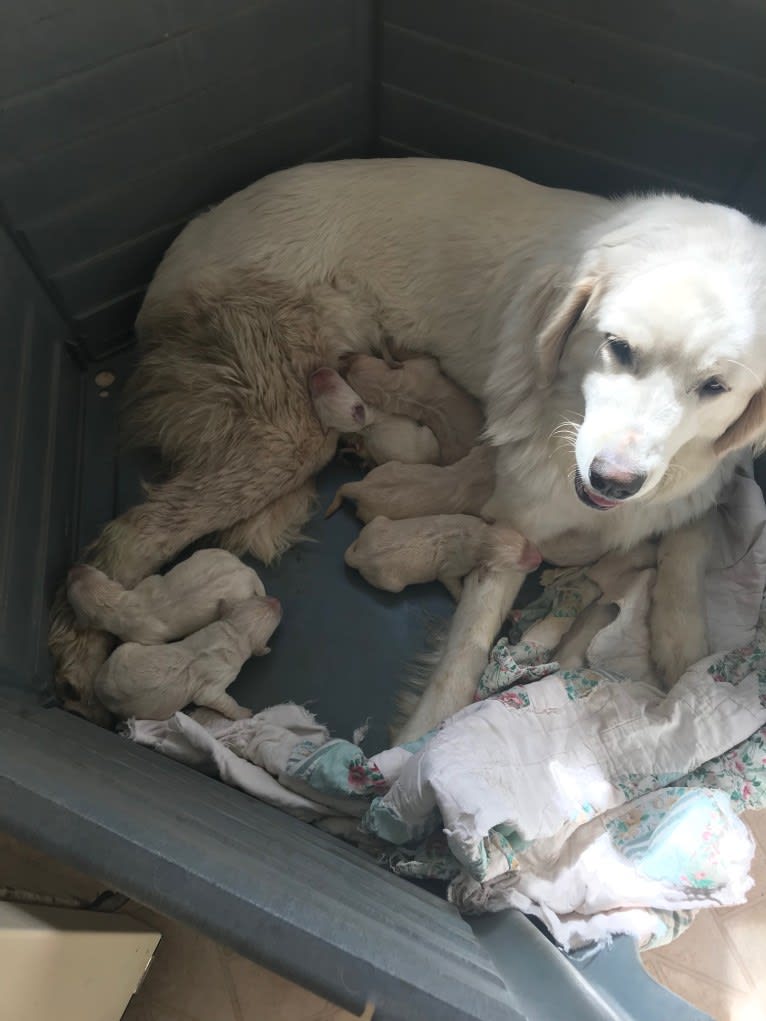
[309,367,338,397]
[264,596,282,613]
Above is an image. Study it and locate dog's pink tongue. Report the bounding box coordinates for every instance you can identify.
[588,490,620,508]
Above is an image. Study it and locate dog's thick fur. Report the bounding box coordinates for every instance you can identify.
[49,159,766,730]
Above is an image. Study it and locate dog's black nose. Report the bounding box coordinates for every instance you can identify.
[589,457,646,500]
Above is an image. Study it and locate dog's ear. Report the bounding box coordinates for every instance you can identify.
[714,388,766,457]
[536,274,600,388]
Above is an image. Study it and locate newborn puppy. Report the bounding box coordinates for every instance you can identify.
[344,514,540,600]
[309,367,440,465]
[342,355,484,464]
[327,445,495,522]
[95,594,282,720]
[67,549,264,644]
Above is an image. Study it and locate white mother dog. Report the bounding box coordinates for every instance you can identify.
[49,159,766,734]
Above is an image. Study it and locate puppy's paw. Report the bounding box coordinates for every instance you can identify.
[230,705,254,721]
[336,351,360,376]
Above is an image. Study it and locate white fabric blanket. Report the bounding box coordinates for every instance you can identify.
[126,462,766,951]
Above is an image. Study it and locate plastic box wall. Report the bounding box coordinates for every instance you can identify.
[2,3,765,1019]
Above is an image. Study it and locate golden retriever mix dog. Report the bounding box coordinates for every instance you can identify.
[49,159,766,733]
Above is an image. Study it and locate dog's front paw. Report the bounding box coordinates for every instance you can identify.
[650,608,707,690]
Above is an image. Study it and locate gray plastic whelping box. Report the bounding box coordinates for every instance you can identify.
[5,2,764,1017]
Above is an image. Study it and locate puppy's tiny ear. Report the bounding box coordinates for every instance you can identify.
[537,274,600,388]
[714,388,766,456]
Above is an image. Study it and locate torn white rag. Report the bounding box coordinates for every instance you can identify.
[126,461,766,951]
[124,705,332,821]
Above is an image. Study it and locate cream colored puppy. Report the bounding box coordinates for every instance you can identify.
[95,594,282,721]
[309,367,439,465]
[327,446,495,523]
[344,514,540,600]
[67,549,264,645]
[342,355,484,465]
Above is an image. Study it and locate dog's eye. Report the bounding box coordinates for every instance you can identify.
[606,335,633,367]
[699,377,729,397]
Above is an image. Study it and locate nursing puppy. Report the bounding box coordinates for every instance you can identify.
[48,159,766,733]
[310,357,482,466]
[309,367,441,466]
[341,354,484,464]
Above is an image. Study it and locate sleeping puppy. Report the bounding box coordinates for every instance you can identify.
[326,445,496,522]
[67,549,264,644]
[344,514,540,601]
[95,594,282,721]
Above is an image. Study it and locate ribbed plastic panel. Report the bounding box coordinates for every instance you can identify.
[379,0,766,211]
[0,225,80,689]
[0,0,373,356]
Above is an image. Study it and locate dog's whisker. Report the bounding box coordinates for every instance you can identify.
[550,437,578,454]
[548,424,577,441]
[595,338,613,359]
[723,358,764,392]
[552,447,575,463]
[547,417,582,452]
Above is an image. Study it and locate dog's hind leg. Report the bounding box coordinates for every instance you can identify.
[90,432,333,587]
[49,423,336,719]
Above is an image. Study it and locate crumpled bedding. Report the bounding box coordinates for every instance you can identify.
[125,461,766,952]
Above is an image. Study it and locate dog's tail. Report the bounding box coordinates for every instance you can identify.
[388,616,449,745]
[325,487,345,518]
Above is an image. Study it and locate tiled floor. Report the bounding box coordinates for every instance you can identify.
[1,817,765,1021]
